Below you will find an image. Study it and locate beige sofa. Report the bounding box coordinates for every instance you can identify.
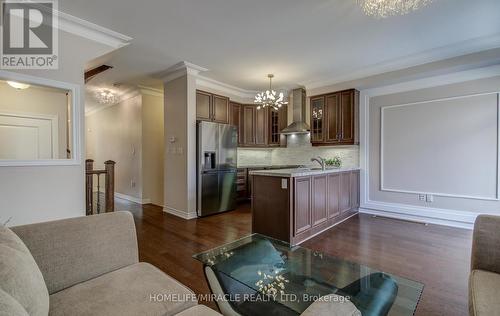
[469,215,500,316]
[0,211,220,316]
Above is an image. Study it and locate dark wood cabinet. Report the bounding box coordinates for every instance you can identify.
[268,108,280,146]
[253,169,360,246]
[327,173,340,219]
[312,175,328,226]
[294,177,312,236]
[350,170,360,209]
[229,102,243,145]
[339,171,351,214]
[196,90,286,147]
[236,168,248,201]
[340,90,355,144]
[240,105,286,147]
[212,94,229,123]
[310,89,359,146]
[242,105,256,145]
[196,90,229,124]
[255,106,267,146]
[196,91,212,121]
[311,97,324,143]
[325,93,340,143]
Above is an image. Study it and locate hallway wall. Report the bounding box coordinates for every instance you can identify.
[85,90,164,205]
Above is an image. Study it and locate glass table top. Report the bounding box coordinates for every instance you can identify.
[194,234,423,316]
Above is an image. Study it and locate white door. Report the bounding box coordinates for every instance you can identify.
[0,113,57,159]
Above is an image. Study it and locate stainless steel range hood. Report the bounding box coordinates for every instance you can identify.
[280,88,310,134]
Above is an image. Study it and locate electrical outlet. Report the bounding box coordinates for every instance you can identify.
[418,194,425,201]
[130,180,136,188]
[426,194,434,203]
[281,179,288,189]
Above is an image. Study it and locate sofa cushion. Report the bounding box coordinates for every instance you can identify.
[49,262,197,316]
[0,225,49,316]
[469,269,500,316]
[0,288,29,316]
[175,305,221,316]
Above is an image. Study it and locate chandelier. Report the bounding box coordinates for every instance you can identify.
[95,89,118,105]
[254,74,288,110]
[357,0,433,18]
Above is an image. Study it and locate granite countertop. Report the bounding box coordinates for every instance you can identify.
[249,167,360,178]
[237,165,301,169]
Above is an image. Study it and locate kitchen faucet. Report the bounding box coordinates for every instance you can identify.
[311,156,326,171]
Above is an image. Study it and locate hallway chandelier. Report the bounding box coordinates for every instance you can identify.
[357,0,433,18]
[95,89,118,105]
[254,74,288,111]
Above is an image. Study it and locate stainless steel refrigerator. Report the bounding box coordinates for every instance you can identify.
[197,121,237,217]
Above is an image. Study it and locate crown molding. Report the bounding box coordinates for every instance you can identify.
[303,32,500,91]
[196,75,258,100]
[363,64,500,97]
[158,61,208,83]
[138,85,163,97]
[56,10,132,48]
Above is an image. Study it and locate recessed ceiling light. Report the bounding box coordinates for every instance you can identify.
[7,81,30,90]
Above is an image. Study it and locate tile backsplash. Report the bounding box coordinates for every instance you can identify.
[237,134,359,168]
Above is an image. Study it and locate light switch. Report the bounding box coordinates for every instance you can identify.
[281,179,288,189]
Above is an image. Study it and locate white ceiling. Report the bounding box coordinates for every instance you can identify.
[63,0,500,93]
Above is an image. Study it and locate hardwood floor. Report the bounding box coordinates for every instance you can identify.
[115,199,472,316]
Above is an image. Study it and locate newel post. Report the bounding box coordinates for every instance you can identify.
[85,159,94,215]
[104,160,116,212]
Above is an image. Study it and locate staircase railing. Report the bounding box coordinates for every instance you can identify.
[85,159,115,215]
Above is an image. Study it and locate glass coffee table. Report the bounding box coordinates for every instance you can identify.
[194,234,423,316]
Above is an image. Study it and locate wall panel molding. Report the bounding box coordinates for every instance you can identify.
[359,65,500,228]
[379,91,499,201]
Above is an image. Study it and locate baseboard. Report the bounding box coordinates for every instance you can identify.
[360,200,478,229]
[114,192,151,205]
[163,206,198,220]
[294,211,358,246]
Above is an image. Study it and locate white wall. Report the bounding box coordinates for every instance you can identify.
[361,71,500,228]
[0,31,114,226]
[141,93,164,206]
[85,91,164,206]
[164,73,198,219]
[86,94,143,200]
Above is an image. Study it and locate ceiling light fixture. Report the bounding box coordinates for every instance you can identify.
[95,89,118,105]
[254,74,288,111]
[7,81,30,90]
[357,0,433,18]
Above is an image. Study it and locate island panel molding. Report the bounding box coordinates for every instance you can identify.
[251,168,360,245]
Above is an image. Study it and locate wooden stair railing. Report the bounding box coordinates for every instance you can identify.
[85,159,115,215]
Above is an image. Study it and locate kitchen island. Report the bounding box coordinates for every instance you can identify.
[250,167,360,245]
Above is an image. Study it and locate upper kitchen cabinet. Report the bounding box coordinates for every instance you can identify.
[229,102,243,145]
[310,97,325,143]
[310,89,359,146]
[196,90,212,121]
[239,105,286,148]
[196,90,229,124]
[255,106,267,146]
[242,105,256,146]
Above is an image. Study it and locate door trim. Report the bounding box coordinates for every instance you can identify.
[0,111,59,159]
